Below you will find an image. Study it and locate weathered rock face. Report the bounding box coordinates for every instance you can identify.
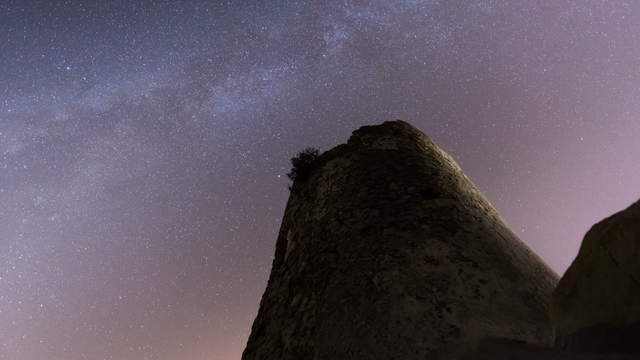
[242,120,558,360]
[552,200,640,353]
[460,338,638,359]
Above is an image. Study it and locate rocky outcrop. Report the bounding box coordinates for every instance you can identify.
[552,200,640,353]
[242,120,558,360]
[460,338,637,359]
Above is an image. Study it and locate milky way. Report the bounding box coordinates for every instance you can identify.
[2,1,640,359]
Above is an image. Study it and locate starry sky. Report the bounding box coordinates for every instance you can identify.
[1,1,640,359]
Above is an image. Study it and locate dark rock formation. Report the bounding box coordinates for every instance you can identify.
[552,200,640,353]
[459,338,637,359]
[242,120,558,360]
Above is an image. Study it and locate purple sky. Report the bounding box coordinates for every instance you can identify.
[1,1,640,359]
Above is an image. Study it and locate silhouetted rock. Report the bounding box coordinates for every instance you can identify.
[460,337,637,359]
[242,120,558,360]
[552,200,640,353]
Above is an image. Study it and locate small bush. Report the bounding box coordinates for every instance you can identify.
[287,147,320,185]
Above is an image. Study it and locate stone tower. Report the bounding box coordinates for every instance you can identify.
[242,121,558,360]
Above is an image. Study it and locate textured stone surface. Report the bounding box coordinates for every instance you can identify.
[552,200,640,353]
[242,120,558,360]
[460,338,637,359]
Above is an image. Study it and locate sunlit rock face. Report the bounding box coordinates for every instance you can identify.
[242,120,558,360]
[552,200,640,353]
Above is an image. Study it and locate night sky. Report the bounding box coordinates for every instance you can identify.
[1,1,640,359]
